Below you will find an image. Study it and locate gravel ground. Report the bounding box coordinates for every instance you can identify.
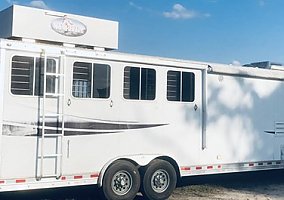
[170,169,284,200]
[1,169,284,200]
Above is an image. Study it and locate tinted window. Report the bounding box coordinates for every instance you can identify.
[124,67,140,99]
[11,56,34,95]
[167,71,181,101]
[124,67,156,100]
[72,62,111,98]
[72,62,92,98]
[34,58,56,96]
[182,72,195,102]
[141,68,156,100]
[167,71,195,102]
[93,64,111,98]
[11,56,56,96]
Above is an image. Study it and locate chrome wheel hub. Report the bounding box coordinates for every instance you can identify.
[111,170,132,195]
[151,169,170,193]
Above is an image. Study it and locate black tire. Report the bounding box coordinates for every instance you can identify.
[141,159,177,200]
[102,160,140,200]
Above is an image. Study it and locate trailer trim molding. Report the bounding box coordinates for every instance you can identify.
[180,160,284,176]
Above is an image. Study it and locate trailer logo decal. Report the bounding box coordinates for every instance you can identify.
[2,121,168,136]
[51,17,87,37]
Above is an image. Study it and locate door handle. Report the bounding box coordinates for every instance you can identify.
[194,104,198,111]
[67,99,71,106]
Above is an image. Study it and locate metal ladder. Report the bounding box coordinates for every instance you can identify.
[38,52,65,179]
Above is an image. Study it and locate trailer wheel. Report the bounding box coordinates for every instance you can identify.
[102,160,140,200]
[141,159,177,200]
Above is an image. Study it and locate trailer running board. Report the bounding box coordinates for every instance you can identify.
[180,160,284,176]
[0,172,100,192]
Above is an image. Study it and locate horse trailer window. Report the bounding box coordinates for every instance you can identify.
[124,67,156,100]
[11,56,34,95]
[73,62,92,98]
[182,72,195,102]
[34,58,56,96]
[167,71,180,101]
[72,62,110,98]
[167,71,195,102]
[124,67,139,99]
[11,56,56,96]
[141,68,156,100]
[93,64,110,98]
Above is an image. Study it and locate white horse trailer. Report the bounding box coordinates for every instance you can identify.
[0,5,283,200]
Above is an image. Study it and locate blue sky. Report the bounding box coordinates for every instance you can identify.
[1,0,284,65]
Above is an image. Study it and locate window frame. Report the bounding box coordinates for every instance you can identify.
[72,61,111,99]
[123,66,156,101]
[10,55,57,97]
[167,70,195,103]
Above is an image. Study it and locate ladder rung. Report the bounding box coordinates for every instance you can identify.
[41,113,62,118]
[43,154,62,158]
[45,93,64,97]
[43,134,64,137]
[46,72,64,77]
[38,174,61,179]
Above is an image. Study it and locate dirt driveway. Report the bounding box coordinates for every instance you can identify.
[1,169,284,200]
[171,183,284,200]
[170,169,284,200]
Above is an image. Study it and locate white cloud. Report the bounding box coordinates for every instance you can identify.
[129,1,143,10]
[163,4,195,19]
[29,0,49,9]
[163,4,210,20]
[231,60,241,66]
[6,0,18,4]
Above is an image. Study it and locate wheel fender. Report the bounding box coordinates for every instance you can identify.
[97,154,163,187]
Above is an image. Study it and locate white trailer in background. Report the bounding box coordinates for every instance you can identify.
[0,5,283,200]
